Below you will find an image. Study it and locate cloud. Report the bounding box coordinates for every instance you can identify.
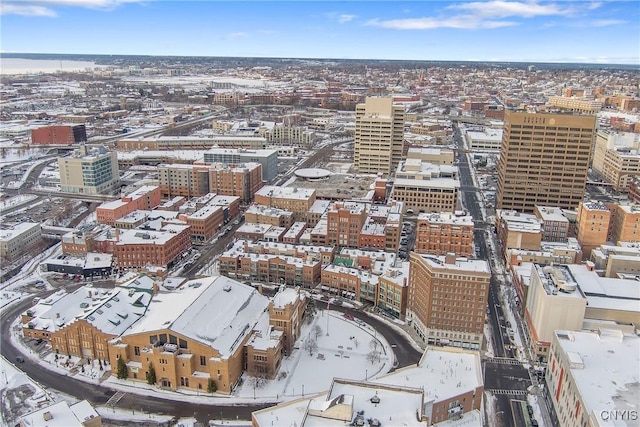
[447,1,577,18]
[591,19,627,27]
[0,3,57,16]
[325,12,357,24]
[225,32,249,40]
[338,14,356,23]
[367,1,608,31]
[0,0,144,16]
[366,15,517,30]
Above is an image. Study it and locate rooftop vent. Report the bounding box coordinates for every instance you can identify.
[223,285,232,292]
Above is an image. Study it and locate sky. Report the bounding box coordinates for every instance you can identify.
[0,0,639,64]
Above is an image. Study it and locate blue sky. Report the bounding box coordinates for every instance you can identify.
[1,1,638,64]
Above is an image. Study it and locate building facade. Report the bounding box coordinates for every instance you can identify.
[496,112,596,212]
[407,253,490,349]
[58,145,120,195]
[576,201,611,259]
[414,212,474,257]
[0,222,42,261]
[354,97,405,175]
[31,124,87,145]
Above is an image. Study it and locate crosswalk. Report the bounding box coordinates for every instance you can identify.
[484,357,522,365]
[106,391,126,407]
[486,389,528,396]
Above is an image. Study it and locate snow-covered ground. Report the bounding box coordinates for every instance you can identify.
[0,355,55,426]
[9,307,392,408]
[1,242,61,292]
[234,311,392,399]
[0,194,38,210]
[527,394,547,427]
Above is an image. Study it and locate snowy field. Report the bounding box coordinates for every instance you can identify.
[234,310,392,399]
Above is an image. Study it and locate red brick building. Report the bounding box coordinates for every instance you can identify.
[31,125,87,145]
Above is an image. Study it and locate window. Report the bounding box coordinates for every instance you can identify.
[134,346,140,356]
[200,356,206,366]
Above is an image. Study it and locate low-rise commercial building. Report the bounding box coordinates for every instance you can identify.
[96,186,163,226]
[218,246,322,288]
[0,222,42,261]
[576,201,611,259]
[117,136,267,151]
[495,210,543,253]
[391,160,459,214]
[113,224,191,273]
[252,346,484,426]
[203,148,278,182]
[254,186,316,222]
[534,206,570,243]
[415,212,474,257]
[22,276,155,359]
[547,329,639,427]
[31,124,87,145]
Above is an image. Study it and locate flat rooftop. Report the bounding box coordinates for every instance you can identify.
[554,329,640,420]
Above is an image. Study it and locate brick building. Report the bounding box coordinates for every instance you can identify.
[31,124,87,145]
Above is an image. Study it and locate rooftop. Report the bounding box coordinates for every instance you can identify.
[126,276,269,357]
[553,329,640,420]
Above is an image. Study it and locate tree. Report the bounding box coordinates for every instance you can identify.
[313,325,323,340]
[207,378,217,393]
[367,350,380,365]
[116,357,128,380]
[369,338,379,352]
[304,337,318,355]
[146,362,156,385]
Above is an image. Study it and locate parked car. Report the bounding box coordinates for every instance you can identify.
[343,313,355,321]
[16,356,25,363]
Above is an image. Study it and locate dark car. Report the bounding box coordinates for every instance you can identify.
[527,405,534,416]
[16,356,25,363]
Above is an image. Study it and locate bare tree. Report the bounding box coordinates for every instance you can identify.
[313,325,323,340]
[367,350,380,365]
[304,337,318,355]
[369,338,379,352]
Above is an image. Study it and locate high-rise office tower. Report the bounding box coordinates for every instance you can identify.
[354,97,405,175]
[496,111,596,212]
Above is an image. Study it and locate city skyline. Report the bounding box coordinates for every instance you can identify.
[1,0,639,65]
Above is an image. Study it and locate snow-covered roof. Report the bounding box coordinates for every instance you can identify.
[23,279,153,337]
[418,212,474,226]
[567,264,640,300]
[125,276,270,357]
[246,310,282,351]
[272,287,302,309]
[0,222,40,242]
[18,400,99,427]
[256,185,316,200]
[415,254,491,274]
[375,346,483,404]
[304,379,425,427]
[535,206,570,223]
[115,224,189,246]
[553,330,640,419]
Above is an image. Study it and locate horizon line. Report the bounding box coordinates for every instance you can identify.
[1,52,638,67]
